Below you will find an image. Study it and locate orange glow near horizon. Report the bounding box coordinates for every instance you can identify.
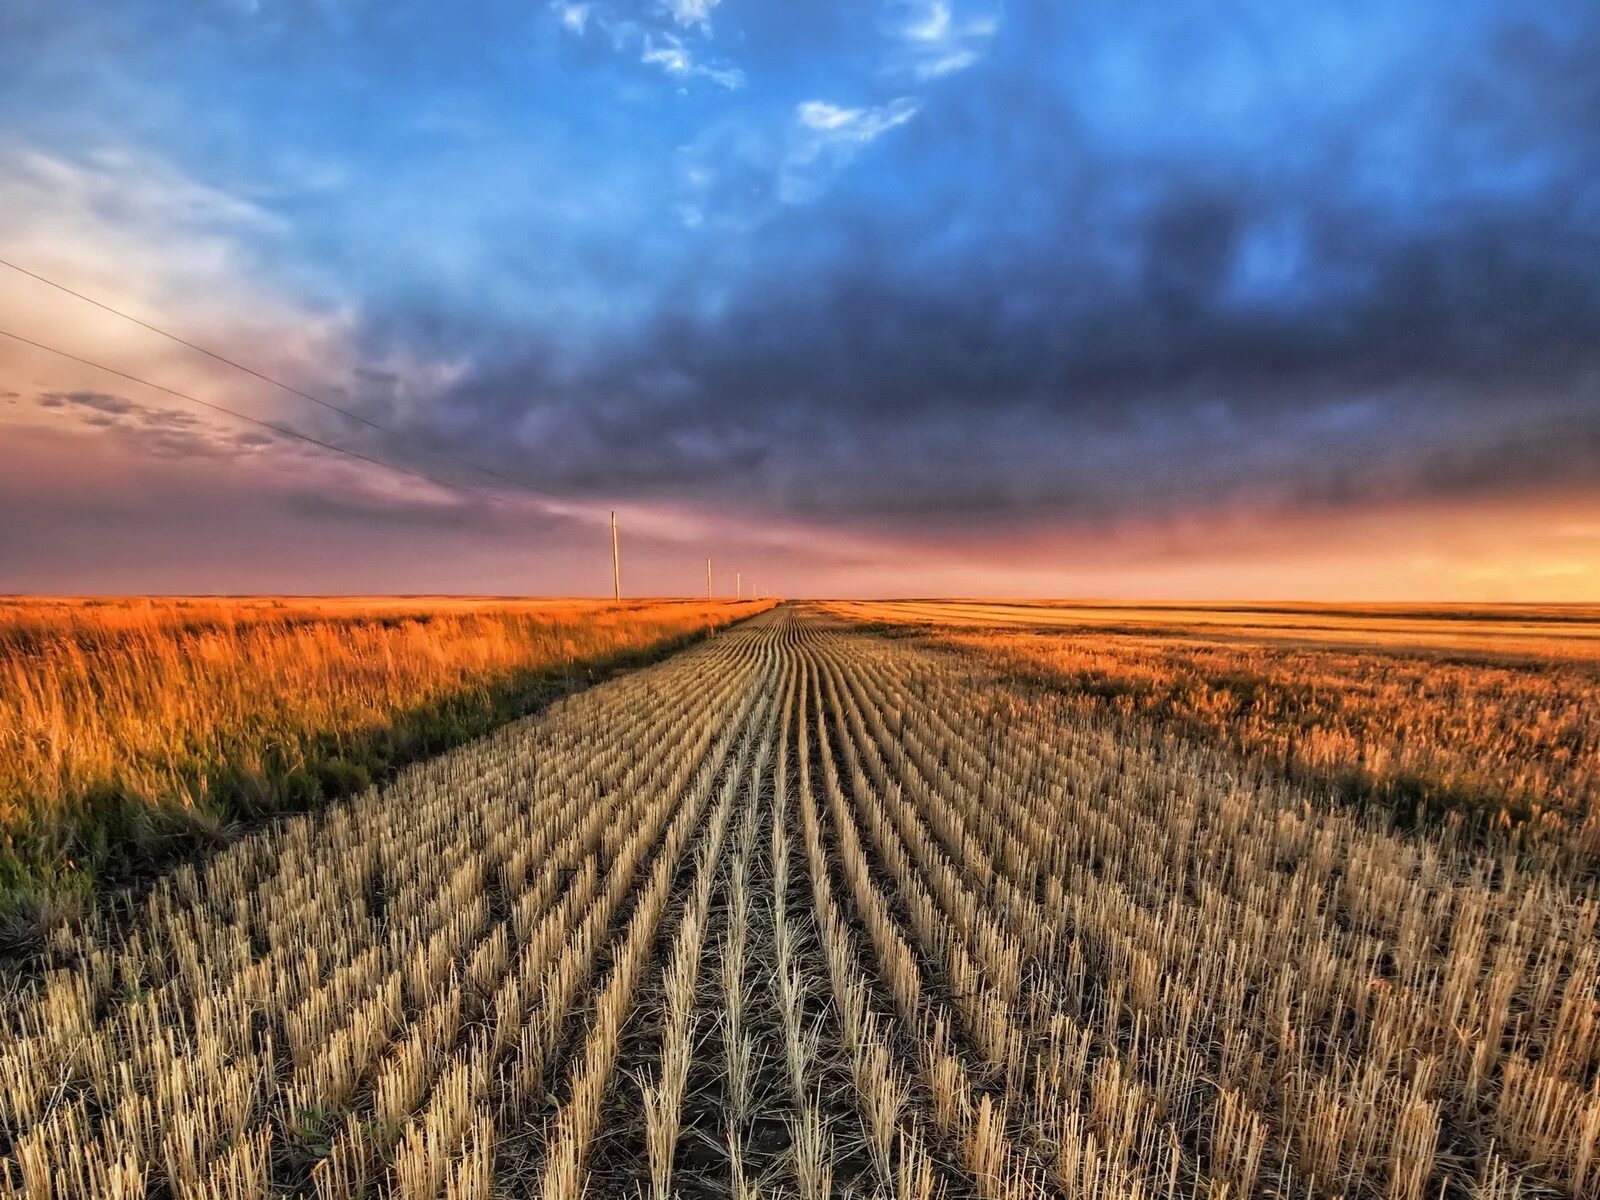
[4,321,1597,603]
[2,403,1595,603]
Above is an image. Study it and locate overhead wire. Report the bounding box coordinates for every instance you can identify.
[0,255,553,499]
[0,325,509,503]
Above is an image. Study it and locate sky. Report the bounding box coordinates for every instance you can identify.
[1,0,1597,600]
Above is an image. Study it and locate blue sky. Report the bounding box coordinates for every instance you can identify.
[1,1,1598,596]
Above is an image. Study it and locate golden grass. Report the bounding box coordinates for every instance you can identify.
[823,598,1600,662]
[823,599,1600,858]
[3,606,1596,1200]
[0,595,770,927]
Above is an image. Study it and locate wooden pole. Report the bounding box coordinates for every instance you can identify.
[610,511,620,601]
[706,557,712,603]
[736,571,741,600]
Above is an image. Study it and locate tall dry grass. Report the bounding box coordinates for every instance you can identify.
[0,596,768,930]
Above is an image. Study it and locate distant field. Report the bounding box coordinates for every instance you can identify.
[823,598,1600,661]
[824,599,1600,858]
[0,595,770,937]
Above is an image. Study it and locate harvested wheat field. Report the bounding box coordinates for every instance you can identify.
[4,604,1598,1200]
[825,600,1600,862]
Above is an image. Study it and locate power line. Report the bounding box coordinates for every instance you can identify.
[0,325,510,503]
[0,255,553,499]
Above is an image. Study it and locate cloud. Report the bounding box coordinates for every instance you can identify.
[782,97,919,201]
[674,92,923,224]
[0,142,386,431]
[5,0,1600,596]
[553,2,590,33]
[664,0,722,30]
[33,390,283,459]
[640,33,745,88]
[795,99,918,137]
[890,1,1000,80]
[0,145,286,334]
[0,141,497,522]
[408,1,1600,550]
[38,391,134,415]
[550,0,744,89]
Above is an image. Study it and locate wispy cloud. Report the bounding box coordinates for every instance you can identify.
[34,390,279,458]
[0,142,479,505]
[675,93,921,223]
[0,141,362,400]
[552,2,590,33]
[0,142,354,457]
[782,97,919,202]
[663,0,721,30]
[0,145,284,325]
[641,32,745,89]
[796,99,918,138]
[550,0,743,89]
[890,0,999,81]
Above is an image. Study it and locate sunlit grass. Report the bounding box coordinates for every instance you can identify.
[0,595,770,934]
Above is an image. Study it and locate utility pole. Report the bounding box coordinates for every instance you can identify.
[736,571,742,600]
[706,557,712,603]
[610,511,620,602]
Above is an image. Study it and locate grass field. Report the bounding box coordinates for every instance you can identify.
[821,599,1600,660]
[0,596,770,939]
[824,599,1600,862]
[3,604,1596,1199]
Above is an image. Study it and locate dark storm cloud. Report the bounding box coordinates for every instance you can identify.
[38,391,135,415]
[35,391,284,459]
[400,1,1600,535]
[10,0,1596,553]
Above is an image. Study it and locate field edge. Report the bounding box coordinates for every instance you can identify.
[1,606,769,957]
